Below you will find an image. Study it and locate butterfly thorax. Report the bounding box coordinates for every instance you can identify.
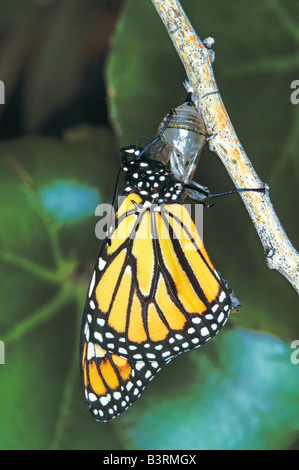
[121,147,185,204]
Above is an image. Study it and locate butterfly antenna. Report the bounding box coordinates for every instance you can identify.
[130,135,151,146]
[139,108,175,157]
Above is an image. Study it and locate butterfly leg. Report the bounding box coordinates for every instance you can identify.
[206,186,267,200]
[185,181,267,204]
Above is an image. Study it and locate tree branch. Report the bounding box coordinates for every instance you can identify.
[151,0,299,293]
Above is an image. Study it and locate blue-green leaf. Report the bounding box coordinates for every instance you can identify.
[39,180,99,224]
[122,328,299,450]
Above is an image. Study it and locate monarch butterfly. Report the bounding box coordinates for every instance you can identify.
[80,98,263,422]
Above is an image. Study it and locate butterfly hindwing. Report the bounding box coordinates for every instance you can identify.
[81,342,167,422]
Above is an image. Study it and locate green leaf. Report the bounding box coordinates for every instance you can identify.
[106,0,185,144]
[0,0,36,29]
[121,328,299,450]
[0,129,122,449]
[23,0,104,132]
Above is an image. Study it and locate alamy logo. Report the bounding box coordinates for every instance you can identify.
[290,340,299,365]
[94,200,204,247]
[0,81,4,104]
[0,341,4,364]
[290,80,299,105]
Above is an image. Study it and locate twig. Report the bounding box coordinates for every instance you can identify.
[151,0,299,293]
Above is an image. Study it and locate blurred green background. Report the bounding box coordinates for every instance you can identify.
[0,0,298,450]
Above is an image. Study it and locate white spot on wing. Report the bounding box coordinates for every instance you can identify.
[98,258,106,270]
[94,331,103,342]
[87,342,95,360]
[88,271,96,297]
[100,395,110,406]
[89,393,97,402]
[192,317,201,324]
[218,312,225,323]
[201,327,209,336]
[126,381,133,391]
[95,344,106,357]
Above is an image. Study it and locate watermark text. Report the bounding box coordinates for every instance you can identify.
[0,81,4,104]
[0,340,5,364]
[290,80,299,104]
[290,340,299,365]
[94,199,204,249]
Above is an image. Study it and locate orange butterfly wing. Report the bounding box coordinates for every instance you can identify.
[80,193,231,421]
